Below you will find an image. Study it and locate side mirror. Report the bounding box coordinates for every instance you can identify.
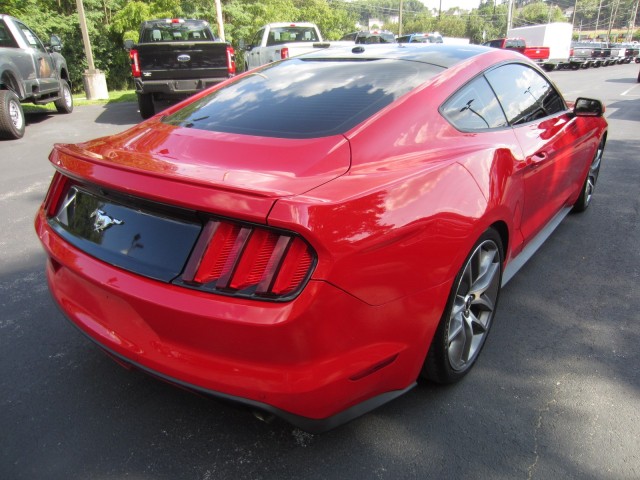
[574,97,605,117]
[49,34,62,52]
[123,39,135,51]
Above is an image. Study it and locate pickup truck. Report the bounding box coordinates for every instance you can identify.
[0,14,73,139]
[483,38,550,64]
[243,23,327,71]
[124,18,236,119]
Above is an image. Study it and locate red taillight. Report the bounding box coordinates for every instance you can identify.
[182,219,315,299]
[129,49,141,78]
[43,172,70,217]
[570,48,574,56]
[226,45,236,75]
[281,47,289,60]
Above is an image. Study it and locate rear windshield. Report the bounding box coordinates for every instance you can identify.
[163,58,443,138]
[141,22,215,42]
[266,27,319,46]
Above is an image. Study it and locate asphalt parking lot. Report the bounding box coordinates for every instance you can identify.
[1,63,639,479]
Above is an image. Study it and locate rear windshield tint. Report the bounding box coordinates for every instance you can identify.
[162,58,443,138]
[141,22,214,42]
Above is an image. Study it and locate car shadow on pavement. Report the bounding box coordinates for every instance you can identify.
[93,101,142,126]
[24,110,55,126]
[606,97,640,121]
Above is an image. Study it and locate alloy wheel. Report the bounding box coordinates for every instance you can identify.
[447,239,501,371]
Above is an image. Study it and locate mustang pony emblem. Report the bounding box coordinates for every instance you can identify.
[90,209,124,232]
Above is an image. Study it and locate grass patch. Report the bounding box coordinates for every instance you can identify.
[22,90,136,113]
[74,90,137,105]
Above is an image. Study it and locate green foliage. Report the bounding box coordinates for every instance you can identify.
[512,2,566,28]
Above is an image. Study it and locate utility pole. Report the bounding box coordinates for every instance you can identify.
[399,0,403,36]
[75,0,108,99]
[506,0,513,33]
[595,0,603,39]
[607,0,621,41]
[628,0,639,41]
[214,0,225,42]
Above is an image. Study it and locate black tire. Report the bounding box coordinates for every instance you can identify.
[572,138,605,213]
[422,228,503,384]
[54,80,73,114]
[0,89,25,140]
[137,93,155,119]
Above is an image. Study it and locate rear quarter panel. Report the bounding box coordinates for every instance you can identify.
[269,52,528,307]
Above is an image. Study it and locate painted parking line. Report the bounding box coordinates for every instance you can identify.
[621,83,640,96]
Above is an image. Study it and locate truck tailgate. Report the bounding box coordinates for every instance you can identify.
[137,42,229,80]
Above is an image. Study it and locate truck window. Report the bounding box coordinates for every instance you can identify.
[141,23,214,43]
[0,21,18,48]
[14,20,46,53]
[266,27,318,46]
[250,28,265,48]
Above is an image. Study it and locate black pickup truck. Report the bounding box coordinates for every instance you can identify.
[124,18,236,119]
[0,14,73,139]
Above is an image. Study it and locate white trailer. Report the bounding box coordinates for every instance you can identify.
[507,22,572,70]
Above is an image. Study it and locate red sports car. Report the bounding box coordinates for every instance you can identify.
[35,44,607,432]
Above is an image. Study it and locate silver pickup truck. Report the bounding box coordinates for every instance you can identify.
[0,14,73,139]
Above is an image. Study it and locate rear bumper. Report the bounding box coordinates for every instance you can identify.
[135,77,229,96]
[36,210,444,431]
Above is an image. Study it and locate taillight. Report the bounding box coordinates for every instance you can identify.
[129,49,141,78]
[226,45,236,75]
[281,47,289,60]
[181,219,315,300]
[43,172,70,217]
[570,48,574,56]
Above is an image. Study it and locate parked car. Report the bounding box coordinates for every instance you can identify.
[123,18,236,119]
[243,22,326,70]
[354,30,395,44]
[0,14,72,139]
[35,44,607,433]
[397,32,443,44]
[569,42,595,68]
[483,38,550,65]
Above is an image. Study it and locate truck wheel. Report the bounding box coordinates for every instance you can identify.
[137,93,155,119]
[0,90,25,140]
[54,80,74,114]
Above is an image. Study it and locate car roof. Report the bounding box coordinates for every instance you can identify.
[301,43,494,69]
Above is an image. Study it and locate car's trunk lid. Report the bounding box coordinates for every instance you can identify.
[50,119,351,222]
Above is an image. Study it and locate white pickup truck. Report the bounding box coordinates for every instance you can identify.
[243,22,327,70]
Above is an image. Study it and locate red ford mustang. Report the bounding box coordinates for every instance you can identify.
[35,44,607,432]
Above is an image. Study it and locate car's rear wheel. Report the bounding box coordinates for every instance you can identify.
[137,93,155,119]
[0,89,25,140]
[422,228,503,384]
[54,80,74,114]
[572,138,605,213]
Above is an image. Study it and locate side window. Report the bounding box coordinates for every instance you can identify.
[0,20,18,48]
[251,28,264,48]
[485,63,566,126]
[14,21,46,53]
[441,76,508,131]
